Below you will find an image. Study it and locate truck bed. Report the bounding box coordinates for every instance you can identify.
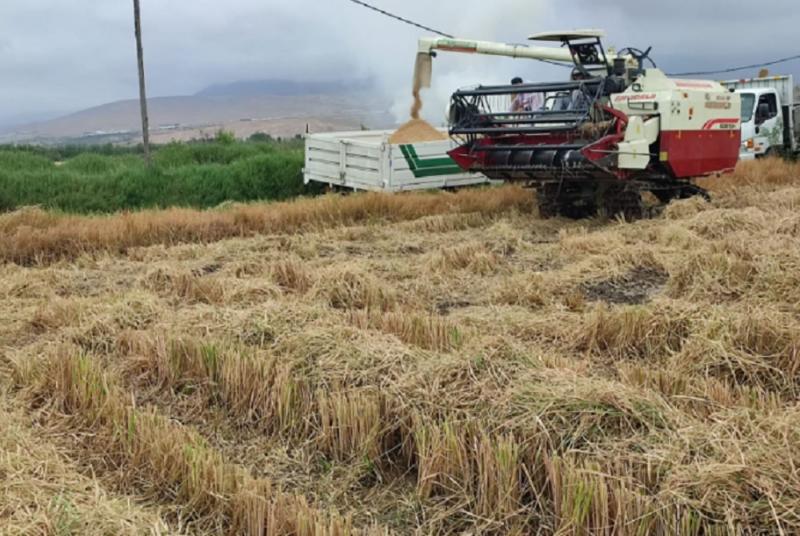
[722,75,795,109]
[304,129,490,192]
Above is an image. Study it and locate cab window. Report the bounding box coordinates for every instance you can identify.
[740,93,755,122]
[755,93,778,124]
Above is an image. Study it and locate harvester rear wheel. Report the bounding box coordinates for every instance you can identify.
[536,182,598,219]
[536,183,560,219]
[651,184,711,204]
[599,186,645,221]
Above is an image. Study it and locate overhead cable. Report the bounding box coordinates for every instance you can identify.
[345,0,454,38]
[346,0,800,78]
[669,53,800,77]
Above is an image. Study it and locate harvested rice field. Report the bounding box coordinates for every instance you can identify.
[2,158,800,535]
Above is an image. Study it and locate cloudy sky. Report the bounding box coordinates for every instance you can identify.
[0,0,798,126]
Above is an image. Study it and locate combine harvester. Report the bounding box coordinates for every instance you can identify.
[305,30,743,218]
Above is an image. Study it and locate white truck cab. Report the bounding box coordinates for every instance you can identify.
[722,75,797,160]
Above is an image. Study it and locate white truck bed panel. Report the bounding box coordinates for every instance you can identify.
[722,75,794,110]
[304,129,490,192]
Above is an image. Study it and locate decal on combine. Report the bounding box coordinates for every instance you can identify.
[675,81,715,89]
[400,144,463,178]
[702,118,740,130]
[615,93,657,102]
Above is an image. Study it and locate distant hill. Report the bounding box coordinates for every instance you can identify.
[196,78,374,98]
[1,79,394,144]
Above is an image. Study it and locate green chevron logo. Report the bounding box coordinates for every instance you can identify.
[399,144,463,178]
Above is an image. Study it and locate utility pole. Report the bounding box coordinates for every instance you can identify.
[133,0,151,165]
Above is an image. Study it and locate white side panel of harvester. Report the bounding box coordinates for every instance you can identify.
[304,130,490,193]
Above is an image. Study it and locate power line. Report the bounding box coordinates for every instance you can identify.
[345,0,454,38]
[669,54,800,77]
[344,0,569,68]
[346,0,800,79]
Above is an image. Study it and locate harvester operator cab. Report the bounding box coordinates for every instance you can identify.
[529,31,631,104]
[528,30,611,80]
[616,47,657,81]
[529,31,655,94]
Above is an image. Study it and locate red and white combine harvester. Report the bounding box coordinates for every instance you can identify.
[417,30,742,218]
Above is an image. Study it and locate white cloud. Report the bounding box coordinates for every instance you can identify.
[0,0,797,125]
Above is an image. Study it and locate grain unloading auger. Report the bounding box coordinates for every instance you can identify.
[416,31,742,218]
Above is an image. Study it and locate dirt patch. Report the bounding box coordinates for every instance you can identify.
[399,244,425,255]
[436,298,474,316]
[582,266,669,305]
[192,263,223,277]
[388,119,447,144]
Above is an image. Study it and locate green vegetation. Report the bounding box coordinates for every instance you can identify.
[0,136,320,213]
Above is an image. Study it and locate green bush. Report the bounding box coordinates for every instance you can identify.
[0,150,53,172]
[0,139,315,213]
[2,143,144,161]
[0,187,13,212]
[248,132,274,143]
[62,153,143,175]
[231,152,306,200]
[153,143,195,169]
[215,129,236,145]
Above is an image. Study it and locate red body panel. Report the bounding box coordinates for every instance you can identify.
[448,145,478,170]
[661,129,740,178]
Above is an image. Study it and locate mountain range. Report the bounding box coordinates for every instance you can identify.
[1,78,395,144]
